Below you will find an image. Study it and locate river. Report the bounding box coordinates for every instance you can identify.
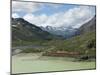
[12,53,96,74]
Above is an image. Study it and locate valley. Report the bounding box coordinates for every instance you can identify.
[12,15,96,74]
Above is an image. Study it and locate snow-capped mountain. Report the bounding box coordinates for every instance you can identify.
[40,25,79,38]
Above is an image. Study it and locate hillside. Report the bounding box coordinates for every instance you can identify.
[41,16,96,58]
[12,18,61,46]
[78,16,96,34]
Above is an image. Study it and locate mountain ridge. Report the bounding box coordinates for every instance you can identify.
[12,18,61,43]
[78,15,96,34]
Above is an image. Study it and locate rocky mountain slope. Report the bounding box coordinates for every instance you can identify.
[78,16,96,34]
[12,18,61,46]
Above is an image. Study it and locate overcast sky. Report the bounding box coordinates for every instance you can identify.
[12,1,96,28]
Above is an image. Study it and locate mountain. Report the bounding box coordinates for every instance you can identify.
[40,26,78,38]
[40,15,96,39]
[78,16,96,34]
[12,18,60,44]
[42,16,96,58]
[13,16,96,58]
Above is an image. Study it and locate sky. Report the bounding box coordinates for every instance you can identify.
[12,1,96,28]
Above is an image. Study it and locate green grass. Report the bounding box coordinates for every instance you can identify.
[12,40,48,47]
[21,48,45,53]
[13,31,96,57]
[40,31,96,57]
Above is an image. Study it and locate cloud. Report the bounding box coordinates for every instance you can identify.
[23,5,95,28]
[23,14,48,26]
[12,1,41,14]
[12,13,20,18]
